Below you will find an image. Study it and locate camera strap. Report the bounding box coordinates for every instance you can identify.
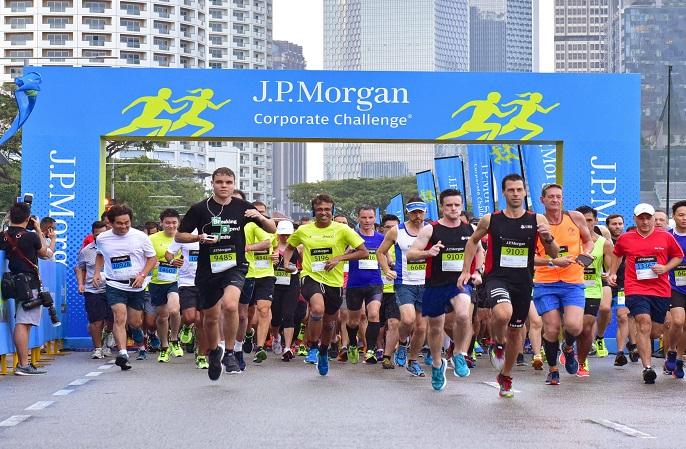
[3,230,42,284]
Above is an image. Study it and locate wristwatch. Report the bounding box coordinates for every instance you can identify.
[548,260,555,267]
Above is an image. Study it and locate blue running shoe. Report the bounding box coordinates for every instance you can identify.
[136,349,147,360]
[149,333,161,352]
[561,344,579,375]
[235,351,246,371]
[131,328,144,345]
[305,347,319,364]
[474,341,484,354]
[431,358,447,391]
[406,360,426,377]
[665,351,677,373]
[674,359,685,379]
[317,351,329,376]
[452,353,470,378]
[424,352,433,366]
[395,344,408,367]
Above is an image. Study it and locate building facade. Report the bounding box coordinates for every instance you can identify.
[323,0,470,180]
[0,0,273,203]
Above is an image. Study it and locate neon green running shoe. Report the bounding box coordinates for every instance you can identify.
[170,341,184,357]
[348,345,360,364]
[195,355,209,369]
[179,325,194,345]
[158,347,170,363]
[253,347,267,363]
[595,338,609,358]
[297,344,308,356]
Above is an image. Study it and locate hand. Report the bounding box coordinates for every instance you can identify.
[553,256,575,268]
[537,223,552,241]
[426,240,444,257]
[78,284,85,294]
[383,270,398,281]
[324,256,340,272]
[270,252,280,265]
[244,209,264,221]
[471,272,483,286]
[171,259,184,268]
[457,271,471,291]
[651,264,668,275]
[30,216,40,230]
[130,273,146,289]
[200,234,217,244]
[284,263,297,273]
[46,227,56,240]
[607,273,617,287]
[92,272,102,288]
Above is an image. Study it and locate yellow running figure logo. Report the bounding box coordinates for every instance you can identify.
[107,88,231,137]
[437,91,559,141]
[491,144,519,164]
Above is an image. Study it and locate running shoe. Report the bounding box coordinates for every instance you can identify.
[115,353,132,371]
[223,351,241,374]
[643,366,657,384]
[297,344,308,357]
[406,360,426,377]
[282,348,294,362]
[104,331,115,349]
[560,343,579,375]
[208,346,224,380]
[474,341,484,354]
[102,346,112,357]
[629,346,640,363]
[244,330,254,354]
[431,358,448,391]
[234,351,246,371]
[496,373,514,398]
[614,352,628,367]
[595,338,608,358]
[296,323,306,342]
[490,343,506,371]
[545,369,560,385]
[327,342,339,360]
[272,336,283,356]
[337,348,348,362]
[157,348,170,363]
[179,325,193,345]
[516,353,525,366]
[465,354,477,369]
[254,347,267,363]
[674,359,685,379]
[424,350,433,367]
[382,357,394,369]
[149,333,161,352]
[665,351,678,373]
[348,345,360,364]
[15,364,46,375]
[394,343,408,367]
[195,355,209,369]
[136,349,147,360]
[305,347,319,364]
[663,364,673,376]
[364,349,377,364]
[523,338,533,354]
[452,353,470,378]
[532,354,544,370]
[317,350,329,376]
[576,363,590,377]
[170,341,184,358]
[91,348,104,359]
[376,348,384,360]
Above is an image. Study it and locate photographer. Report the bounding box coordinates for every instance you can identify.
[1,202,50,375]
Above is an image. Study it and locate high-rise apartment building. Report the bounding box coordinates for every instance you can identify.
[0,0,273,203]
[323,0,470,180]
[470,0,532,72]
[553,0,614,73]
[271,40,306,217]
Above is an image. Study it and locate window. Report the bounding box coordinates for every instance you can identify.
[153,54,170,66]
[209,61,223,69]
[83,33,106,46]
[8,1,32,12]
[120,35,141,48]
[153,37,170,50]
[209,22,223,32]
[209,8,223,19]
[8,16,33,29]
[44,16,71,28]
[209,35,222,45]
[44,49,71,61]
[153,5,170,17]
[154,21,171,34]
[120,51,141,64]
[120,2,141,14]
[45,1,70,12]
[6,49,32,62]
[7,33,33,45]
[82,49,108,62]
[120,19,141,32]
[44,32,70,45]
[83,1,106,12]
[210,48,223,58]
[84,17,108,29]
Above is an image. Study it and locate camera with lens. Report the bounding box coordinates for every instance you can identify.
[22,289,61,327]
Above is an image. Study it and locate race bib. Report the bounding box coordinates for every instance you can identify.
[674,264,686,287]
[500,239,528,268]
[559,245,569,258]
[635,256,658,280]
[274,269,291,286]
[382,273,394,286]
[617,290,625,306]
[254,250,271,269]
[359,251,379,270]
[157,262,178,282]
[311,247,332,272]
[583,267,596,287]
[110,255,133,278]
[209,246,237,273]
[407,260,426,281]
[188,250,199,269]
[441,247,465,272]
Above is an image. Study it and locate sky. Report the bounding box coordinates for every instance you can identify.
[272,0,554,182]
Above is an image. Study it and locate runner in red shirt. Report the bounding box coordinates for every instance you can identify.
[609,203,683,384]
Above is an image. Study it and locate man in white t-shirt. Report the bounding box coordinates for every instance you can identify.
[94,204,157,371]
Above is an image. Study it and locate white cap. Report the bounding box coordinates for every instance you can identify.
[633,203,655,217]
[276,220,294,235]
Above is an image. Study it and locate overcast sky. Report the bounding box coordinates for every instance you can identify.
[272,0,554,182]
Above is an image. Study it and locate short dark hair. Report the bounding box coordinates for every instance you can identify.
[541,183,563,197]
[9,202,31,225]
[144,221,159,230]
[501,173,525,191]
[40,216,56,227]
[576,205,597,218]
[626,225,636,232]
[92,220,107,232]
[159,208,180,222]
[212,167,235,181]
[232,189,246,201]
[106,204,133,223]
[605,213,624,226]
[439,189,462,205]
[461,210,474,221]
[357,205,374,215]
[673,201,686,215]
[381,214,400,226]
[252,200,267,210]
[312,193,334,209]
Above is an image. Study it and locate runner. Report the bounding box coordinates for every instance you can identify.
[376,214,401,369]
[175,167,276,381]
[377,196,429,377]
[458,174,557,398]
[531,184,593,384]
[93,204,157,371]
[281,194,368,376]
[664,201,686,378]
[407,189,484,390]
[271,220,301,361]
[608,203,683,384]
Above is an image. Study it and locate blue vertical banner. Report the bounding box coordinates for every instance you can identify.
[434,156,465,195]
[467,145,495,217]
[522,145,557,214]
[416,170,439,221]
[489,144,523,209]
[375,207,381,224]
[385,193,404,221]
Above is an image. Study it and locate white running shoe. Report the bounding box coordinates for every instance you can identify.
[102,346,112,357]
[272,336,283,355]
[91,347,104,359]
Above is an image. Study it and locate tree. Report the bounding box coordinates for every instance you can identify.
[288,176,420,221]
[0,83,22,212]
[106,140,156,159]
[106,156,208,225]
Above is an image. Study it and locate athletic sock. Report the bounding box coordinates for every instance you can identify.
[234,341,243,352]
[564,331,576,349]
[365,322,381,351]
[346,325,359,347]
[543,338,559,367]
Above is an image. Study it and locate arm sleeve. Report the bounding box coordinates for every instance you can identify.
[167,241,183,254]
[669,234,685,259]
[179,204,199,233]
[613,235,625,257]
[76,248,86,269]
[286,228,302,248]
[142,234,156,258]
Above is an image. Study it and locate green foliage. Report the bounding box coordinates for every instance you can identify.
[288,176,419,222]
[106,156,208,225]
[0,84,21,212]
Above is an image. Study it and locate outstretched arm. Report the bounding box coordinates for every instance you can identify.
[121,97,145,114]
[172,96,194,104]
[450,101,474,118]
[539,103,560,113]
[166,102,188,114]
[209,99,232,110]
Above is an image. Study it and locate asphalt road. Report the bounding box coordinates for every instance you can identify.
[1,349,683,448]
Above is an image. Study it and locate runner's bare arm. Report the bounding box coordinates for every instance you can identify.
[376,226,397,279]
[536,214,559,258]
[406,224,437,261]
[569,210,594,255]
[458,215,491,287]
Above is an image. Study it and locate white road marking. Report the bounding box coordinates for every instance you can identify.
[0,415,31,427]
[586,418,655,439]
[482,381,522,393]
[98,364,113,370]
[68,378,90,386]
[25,401,54,411]
[52,389,74,396]
[85,371,102,377]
